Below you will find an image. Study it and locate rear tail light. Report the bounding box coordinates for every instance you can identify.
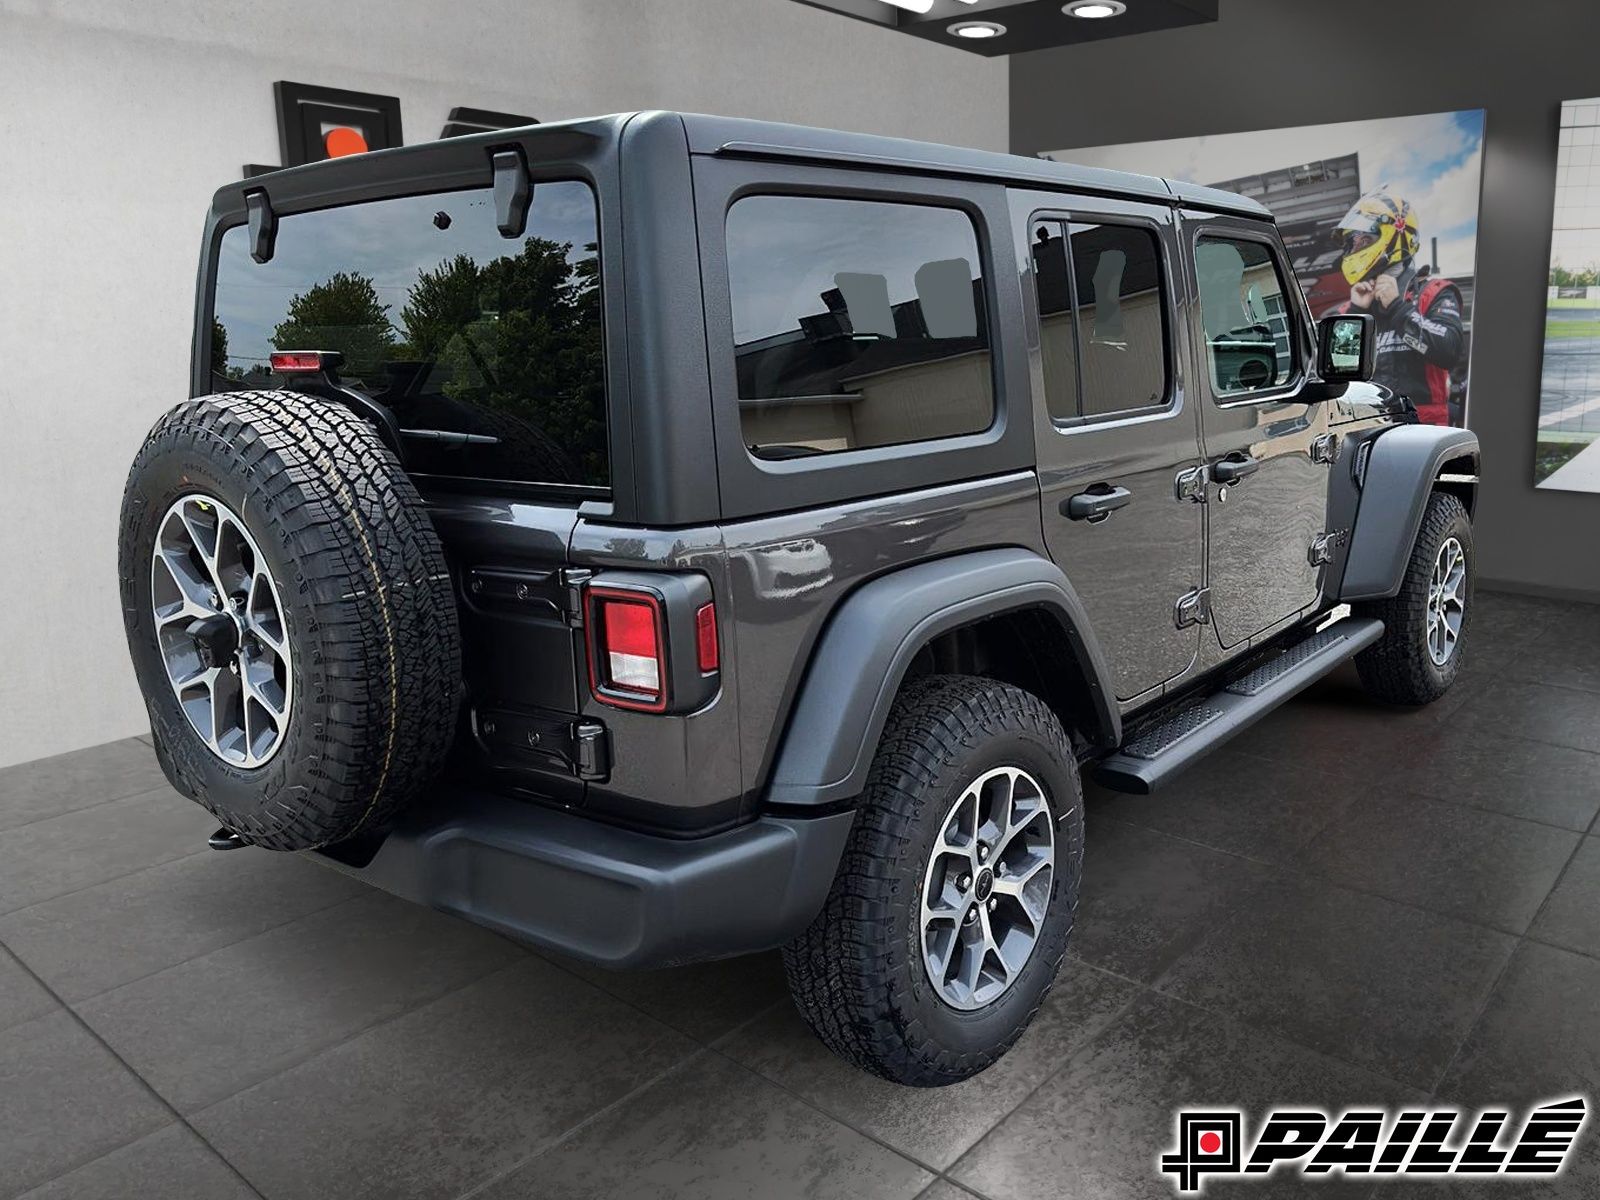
[587,587,668,711]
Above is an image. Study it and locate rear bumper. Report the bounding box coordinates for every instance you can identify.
[314,788,854,969]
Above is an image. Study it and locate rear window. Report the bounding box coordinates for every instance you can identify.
[725,194,994,459]
[210,181,606,489]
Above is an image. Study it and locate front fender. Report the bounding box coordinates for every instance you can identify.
[1340,424,1480,601]
[763,548,1120,809]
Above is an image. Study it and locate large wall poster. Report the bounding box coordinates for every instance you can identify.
[1537,98,1600,493]
[1047,110,1486,428]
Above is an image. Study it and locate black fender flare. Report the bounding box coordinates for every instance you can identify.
[763,547,1121,809]
[1340,424,1480,601]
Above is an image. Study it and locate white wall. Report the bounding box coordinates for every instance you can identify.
[0,0,1008,769]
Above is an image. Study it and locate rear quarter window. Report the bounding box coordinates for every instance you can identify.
[724,194,995,460]
[209,180,607,489]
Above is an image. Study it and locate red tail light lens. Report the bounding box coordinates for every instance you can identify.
[695,602,719,673]
[270,350,340,374]
[587,587,667,711]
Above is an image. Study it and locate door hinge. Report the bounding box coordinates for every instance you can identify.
[1174,464,1209,504]
[1308,529,1348,567]
[1310,432,1339,465]
[1175,586,1212,629]
[559,568,593,626]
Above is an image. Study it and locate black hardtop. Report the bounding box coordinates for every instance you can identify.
[209,110,1271,223]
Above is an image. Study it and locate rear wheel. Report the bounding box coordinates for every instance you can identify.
[119,390,462,850]
[1354,490,1473,706]
[783,675,1084,1086]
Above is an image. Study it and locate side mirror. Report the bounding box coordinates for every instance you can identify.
[1317,312,1375,383]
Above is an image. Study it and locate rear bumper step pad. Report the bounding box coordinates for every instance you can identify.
[1092,616,1384,794]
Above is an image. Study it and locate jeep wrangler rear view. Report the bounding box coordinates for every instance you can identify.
[120,112,1480,1086]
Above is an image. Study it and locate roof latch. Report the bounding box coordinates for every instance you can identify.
[491,147,532,238]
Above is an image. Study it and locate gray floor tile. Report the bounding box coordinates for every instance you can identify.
[474,1051,934,1200]
[548,948,790,1044]
[0,737,166,833]
[1382,724,1600,831]
[722,961,1139,1169]
[77,891,524,1112]
[16,1123,254,1200]
[1297,793,1580,933]
[1454,682,1600,756]
[1070,816,1277,983]
[1468,591,1578,649]
[0,1011,170,1200]
[0,945,55,1035]
[1226,666,1477,773]
[0,845,363,1002]
[1439,941,1600,1110]
[1531,838,1600,958]
[950,990,1418,1200]
[1091,748,1367,865]
[1500,620,1600,696]
[1157,875,1516,1090]
[192,957,699,1200]
[0,787,211,915]
[916,1183,986,1200]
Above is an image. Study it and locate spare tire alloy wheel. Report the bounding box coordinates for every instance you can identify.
[151,495,292,767]
[920,766,1055,1010]
[120,390,462,851]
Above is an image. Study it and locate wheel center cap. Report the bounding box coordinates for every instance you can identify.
[187,612,239,670]
[973,868,994,903]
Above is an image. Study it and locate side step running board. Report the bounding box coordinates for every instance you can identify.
[1092,616,1384,794]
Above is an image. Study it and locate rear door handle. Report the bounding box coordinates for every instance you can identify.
[1210,454,1260,484]
[1062,484,1132,523]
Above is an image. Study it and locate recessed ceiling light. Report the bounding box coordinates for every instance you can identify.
[1064,0,1127,17]
[949,19,1006,38]
[881,0,934,12]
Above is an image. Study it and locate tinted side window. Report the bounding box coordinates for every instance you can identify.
[1031,220,1169,423]
[725,195,994,459]
[211,181,606,488]
[1195,236,1296,396]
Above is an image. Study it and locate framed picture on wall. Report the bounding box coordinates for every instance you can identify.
[1046,109,1487,429]
[1535,97,1600,493]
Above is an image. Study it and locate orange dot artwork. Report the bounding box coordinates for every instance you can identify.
[323,126,369,158]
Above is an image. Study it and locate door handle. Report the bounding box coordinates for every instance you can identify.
[1063,484,1132,524]
[1210,454,1260,484]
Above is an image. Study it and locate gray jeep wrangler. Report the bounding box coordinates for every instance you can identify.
[120,112,1479,1086]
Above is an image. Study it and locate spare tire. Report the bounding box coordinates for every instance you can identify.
[118,390,461,850]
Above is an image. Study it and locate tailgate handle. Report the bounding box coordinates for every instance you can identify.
[492,148,532,238]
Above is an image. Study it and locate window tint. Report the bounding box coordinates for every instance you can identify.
[211,181,606,488]
[725,195,994,459]
[1031,220,1169,423]
[1195,236,1296,396]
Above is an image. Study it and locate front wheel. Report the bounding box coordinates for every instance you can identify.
[782,675,1085,1086]
[1354,490,1473,705]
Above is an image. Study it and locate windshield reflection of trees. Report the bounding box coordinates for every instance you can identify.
[225,238,604,485]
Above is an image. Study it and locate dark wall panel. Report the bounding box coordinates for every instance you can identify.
[1011,0,1600,600]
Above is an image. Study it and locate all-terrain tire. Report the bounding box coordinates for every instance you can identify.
[1354,490,1473,706]
[782,674,1085,1087]
[119,390,462,850]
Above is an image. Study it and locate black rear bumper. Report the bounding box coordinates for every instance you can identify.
[314,788,854,969]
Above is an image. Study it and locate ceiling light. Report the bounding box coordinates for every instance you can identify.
[881,0,935,12]
[1064,1,1127,16]
[948,19,1005,37]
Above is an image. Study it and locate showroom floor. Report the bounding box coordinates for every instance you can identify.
[2,590,1598,1200]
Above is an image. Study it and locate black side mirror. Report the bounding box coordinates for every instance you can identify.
[1317,312,1375,383]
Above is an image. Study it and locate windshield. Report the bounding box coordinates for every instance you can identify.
[209,180,607,489]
